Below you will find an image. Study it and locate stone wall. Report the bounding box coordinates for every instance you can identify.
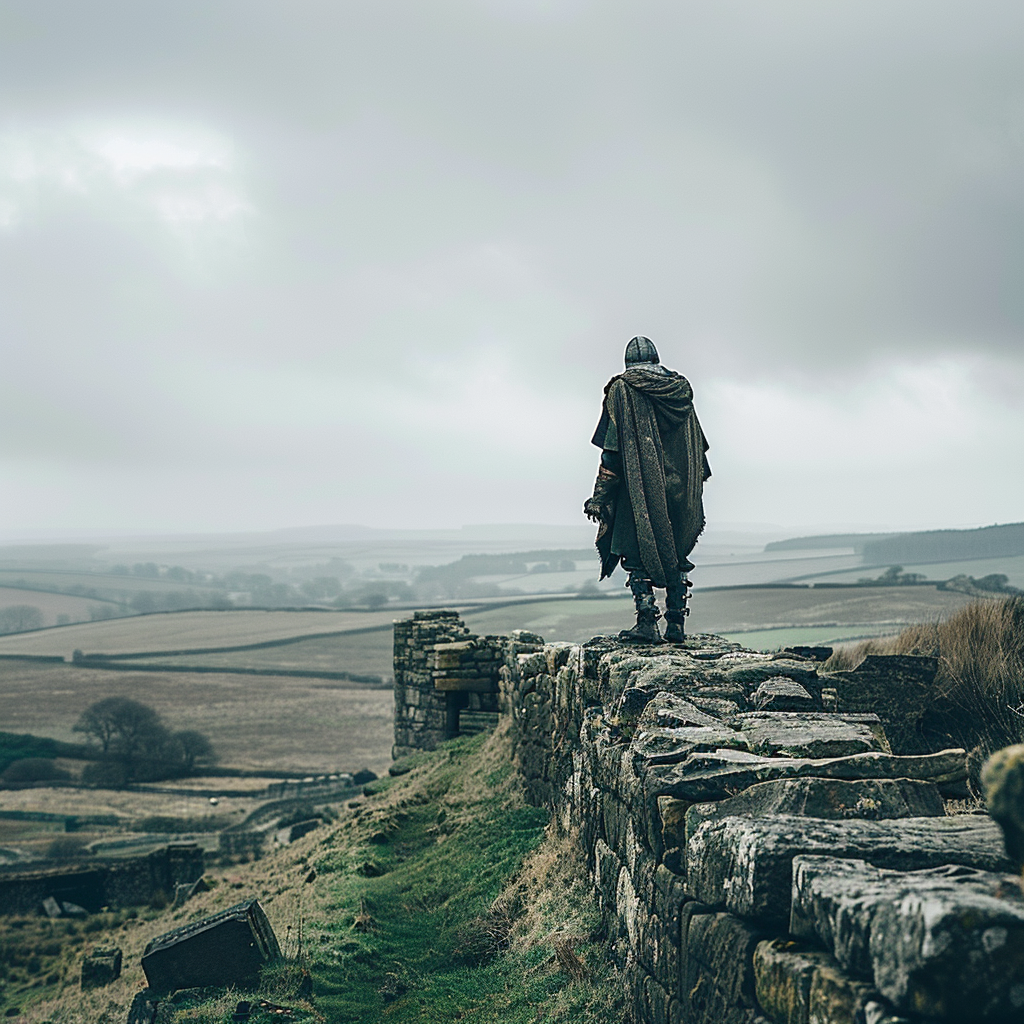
[394,612,1023,1024]
[501,632,1020,1024]
[392,610,517,759]
[0,844,204,915]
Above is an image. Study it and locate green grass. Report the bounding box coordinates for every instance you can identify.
[116,730,624,1024]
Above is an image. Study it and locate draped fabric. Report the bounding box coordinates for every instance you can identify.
[592,366,711,586]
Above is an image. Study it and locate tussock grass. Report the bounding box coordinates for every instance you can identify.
[826,596,1024,784]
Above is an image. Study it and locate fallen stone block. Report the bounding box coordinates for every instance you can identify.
[753,939,834,1024]
[141,898,281,993]
[751,677,817,712]
[686,814,1009,923]
[683,777,944,846]
[41,895,62,918]
[790,855,1024,1022]
[646,746,968,802]
[81,946,122,990]
[733,712,890,759]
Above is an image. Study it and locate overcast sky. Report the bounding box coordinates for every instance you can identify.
[1,0,1022,538]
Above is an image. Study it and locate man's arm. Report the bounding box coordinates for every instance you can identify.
[583,455,620,523]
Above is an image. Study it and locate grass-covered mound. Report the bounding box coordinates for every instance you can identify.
[827,595,1024,782]
[14,726,622,1023]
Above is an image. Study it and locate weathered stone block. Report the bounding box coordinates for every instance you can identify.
[647,747,968,803]
[724,657,820,688]
[791,855,1024,1022]
[686,814,1009,924]
[631,724,750,769]
[141,898,280,993]
[734,712,890,758]
[808,960,879,1024]
[753,939,834,1024]
[684,778,944,846]
[752,676,817,711]
[81,946,122,990]
[638,691,725,729]
[687,912,764,1009]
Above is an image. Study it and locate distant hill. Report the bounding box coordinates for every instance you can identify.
[862,522,1024,565]
[766,522,1024,565]
[764,532,897,553]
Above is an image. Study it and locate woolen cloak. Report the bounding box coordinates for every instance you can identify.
[591,366,711,587]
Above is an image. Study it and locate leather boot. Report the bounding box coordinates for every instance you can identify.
[620,573,663,644]
[664,571,692,643]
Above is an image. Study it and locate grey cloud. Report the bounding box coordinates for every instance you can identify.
[0,0,1022,530]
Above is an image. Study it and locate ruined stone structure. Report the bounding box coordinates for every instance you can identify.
[394,612,1024,1024]
[0,844,204,915]
[392,610,515,759]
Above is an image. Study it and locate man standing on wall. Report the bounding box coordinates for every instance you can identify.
[584,337,711,643]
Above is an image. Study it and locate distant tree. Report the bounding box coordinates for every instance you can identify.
[169,730,216,773]
[130,591,157,613]
[74,697,169,782]
[365,591,388,609]
[132,562,160,578]
[0,605,44,635]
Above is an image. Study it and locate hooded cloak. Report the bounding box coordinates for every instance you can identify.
[591,366,711,586]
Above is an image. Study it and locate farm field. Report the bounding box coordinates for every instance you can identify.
[0,568,222,598]
[0,607,401,658]
[0,661,395,775]
[794,552,1024,589]
[0,585,983,681]
[461,585,980,645]
[123,627,395,679]
[0,586,117,625]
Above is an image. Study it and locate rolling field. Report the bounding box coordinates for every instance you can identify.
[0,661,395,775]
[0,607,401,657]
[0,586,116,625]
[122,628,395,678]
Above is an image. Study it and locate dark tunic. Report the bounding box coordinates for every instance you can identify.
[591,366,711,586]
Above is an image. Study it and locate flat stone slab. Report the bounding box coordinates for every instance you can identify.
[733,712,889,758]
[791,855,1024,1022]
[631,725,750,768]
[684,777,945,845]
[646,746,968,802]
[637,692,725,729]
[141,898,280,993]
[685,813,1010,924]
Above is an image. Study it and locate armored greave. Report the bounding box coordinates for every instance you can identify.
[619,571,662,643]
[664,570,693,643]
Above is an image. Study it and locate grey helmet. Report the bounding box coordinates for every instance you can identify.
[624,335,659,366]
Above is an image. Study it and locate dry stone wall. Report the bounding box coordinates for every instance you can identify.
[393,613,1023,1024]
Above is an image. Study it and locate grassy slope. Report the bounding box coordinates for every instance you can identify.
[17,729,622,1024]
